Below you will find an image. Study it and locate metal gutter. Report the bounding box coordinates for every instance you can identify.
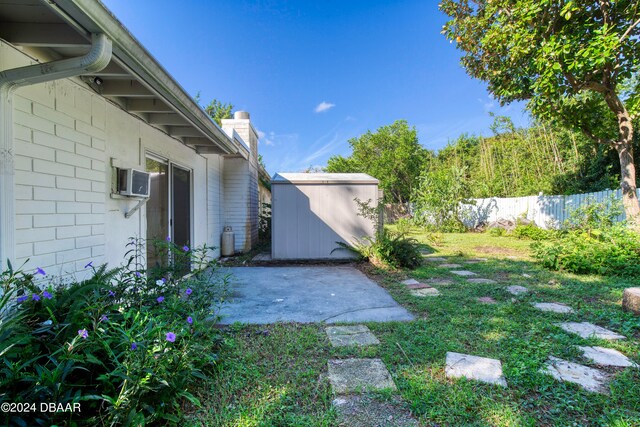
[47,0,248,158]
[0,33,112,269]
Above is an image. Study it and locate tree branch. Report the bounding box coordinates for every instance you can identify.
[620,17,640,43]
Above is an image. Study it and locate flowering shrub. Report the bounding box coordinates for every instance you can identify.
[0,241,230,426]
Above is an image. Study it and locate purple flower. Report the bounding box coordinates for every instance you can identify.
[186,316,193,324]
[42,291,53,300]
[156,296,164,303]
[84,261,93,269]
[35,267,46,276]
[16,295,28,303]
[165,332,176,342]
[78,329,88,339]
[108,290,116,297]
[130,342,137,350]
[31,294,40,301]
[100,315,108,322]
[182,245,189,252]
[135,271,141,278]
[185,288,192,296]
[166,236,171,242]
[161,278,166,284]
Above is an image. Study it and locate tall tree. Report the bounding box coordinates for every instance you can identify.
[326,120,431,203]
[194,92,233,126]
[440,0,640,227]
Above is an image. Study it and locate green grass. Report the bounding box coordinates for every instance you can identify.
[192,231,640,426]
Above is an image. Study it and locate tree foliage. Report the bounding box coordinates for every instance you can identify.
[326,120,431,203]
[194,93,233,126]
[440,0,640,225]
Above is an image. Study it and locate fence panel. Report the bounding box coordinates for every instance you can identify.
[460,188,640,229]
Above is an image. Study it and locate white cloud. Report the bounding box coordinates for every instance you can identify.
[256,129,275,146]
[314,101,335,113]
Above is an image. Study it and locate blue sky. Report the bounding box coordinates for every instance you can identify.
[102,0,530,174]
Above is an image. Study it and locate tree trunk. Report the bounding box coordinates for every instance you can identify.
[605,91,640,229]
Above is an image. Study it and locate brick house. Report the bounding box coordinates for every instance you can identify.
[0,0,266,278]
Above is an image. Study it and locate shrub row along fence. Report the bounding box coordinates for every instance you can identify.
[459,188,640,230]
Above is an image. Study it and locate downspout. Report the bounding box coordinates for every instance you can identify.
[0,33,112,269]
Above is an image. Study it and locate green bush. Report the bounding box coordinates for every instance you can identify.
[337,229,422,269]
[532,199,640,276]
[512,223,552,240]
[0,240,229,426]
[488,227,506,237]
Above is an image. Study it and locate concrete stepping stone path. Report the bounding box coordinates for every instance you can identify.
[533,302,574,314]
[439,263,462,268]
[578,346,639,368]
[465,258,488,264]
[557,322,625,340]
[325,325,380,347]
[406,283,432,290]
[424,278,454,286]
[445,352,507,387]
[328,359,397,394]
[423,257,448,262]
[332,395,418,427]
[410,287,440,297]
[541,356,610,394]
[467,278,497,284]
[506,285,529,295]
[401,279,420,286]
[450,270,477,277]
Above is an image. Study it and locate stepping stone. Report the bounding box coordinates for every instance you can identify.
[557,322,625,340]
[424,278,454,286]
[325,325,380,347]
[622,287,640,314]
[506,285,529,295]
[438,263,462,268]
[327,359,397,394]
[423,257,447,262]
[477,297,497,304]
[540,356,610,394]
[467,278,497,284]
[578,346,639,368]
[445,352,507,387]
[406,283,431,290]
[401,278,420,286]
[465,258,488,264]
[332,395,418,427]
[450,270,477,277]
[410,287,440,297]
[533,302,574,314]
[522,273,532,278]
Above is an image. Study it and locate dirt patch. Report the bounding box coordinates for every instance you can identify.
[473,246,522,256]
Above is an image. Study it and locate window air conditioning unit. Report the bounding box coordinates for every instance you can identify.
[117,168,151,197]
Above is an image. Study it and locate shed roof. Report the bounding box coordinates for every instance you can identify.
[272,173,379,185]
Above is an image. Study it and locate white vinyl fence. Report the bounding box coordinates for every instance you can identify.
[459,188,640,230]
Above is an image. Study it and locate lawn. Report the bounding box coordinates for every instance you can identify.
[192,232,640,426]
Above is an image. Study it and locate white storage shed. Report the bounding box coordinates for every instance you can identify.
[271,173,380,259]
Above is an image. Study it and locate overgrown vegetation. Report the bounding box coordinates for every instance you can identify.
[532,199,640,277]
[0,240,229,426]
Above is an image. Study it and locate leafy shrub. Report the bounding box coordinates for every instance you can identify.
[394,217,413,235]
[532,198,640,276]
[0,241,229,426]
[336,229,422,269]
[488,227,506,237]
[512,223,552,240]
[259,202,272,244]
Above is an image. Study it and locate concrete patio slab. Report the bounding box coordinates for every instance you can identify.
[541,356,610,394]
[451,270,477,277]
[328,358,397,393]
[445,352,507,387]
[557,322,625,340]
[218,266,414,324]
[506,285,529,295]
[325,325,380,347]
[533,302,575,313]
[578,346,639,368]
[467,278,497,284]
[332,395,418,427]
